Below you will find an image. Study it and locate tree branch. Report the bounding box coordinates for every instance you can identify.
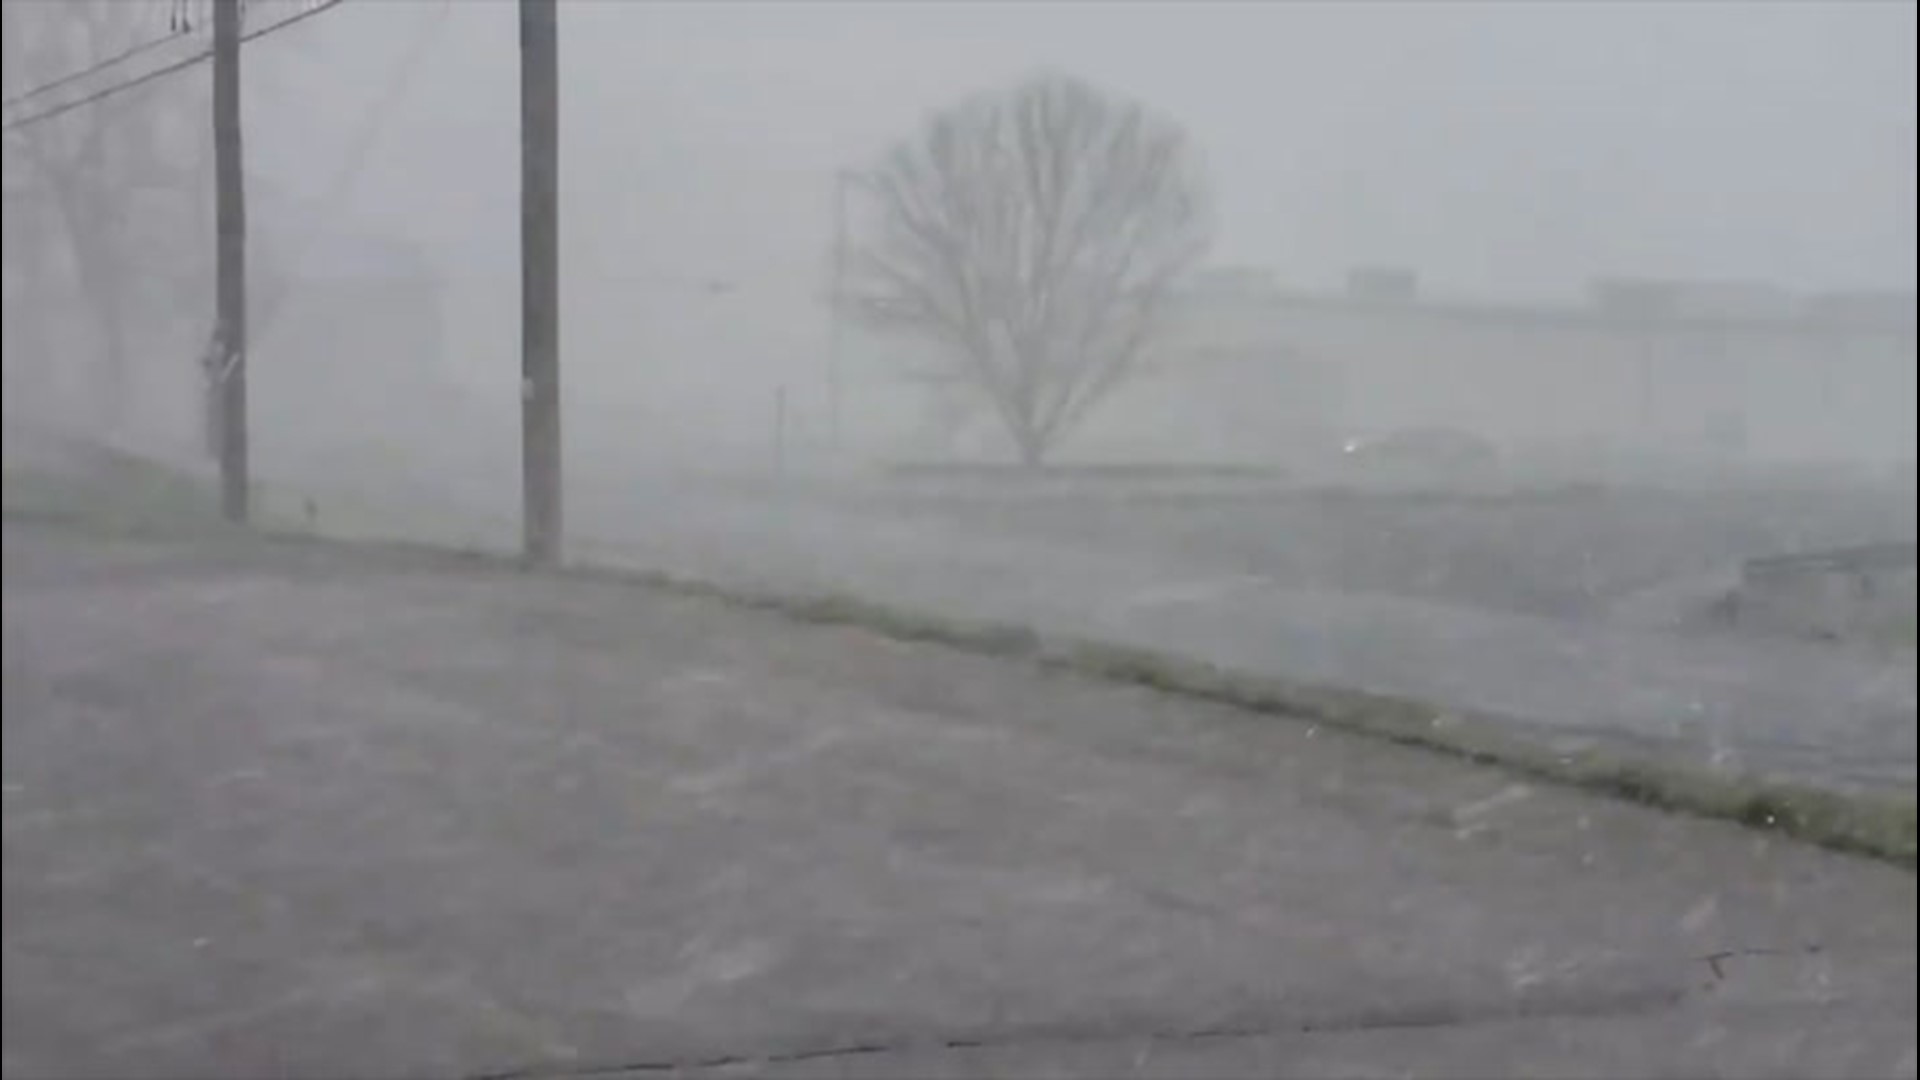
[846,72,1209,465]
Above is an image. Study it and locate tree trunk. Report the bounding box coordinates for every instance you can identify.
[2,205,55,413]
[72,237,131,432]
[53,185,133,432]
[1013,425,1049,469]
[96,295,130,431]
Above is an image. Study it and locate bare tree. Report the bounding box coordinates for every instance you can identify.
[2,0,210,430]
[848,72,1210,466]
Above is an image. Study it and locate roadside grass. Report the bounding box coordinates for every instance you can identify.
[9,464,1914,871]
[4,453,501,552]
[3,452,233,535]
[612,584,1916,870]
[1053,641,1916,868]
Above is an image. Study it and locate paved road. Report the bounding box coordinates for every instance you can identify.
[4,521,1914,1078]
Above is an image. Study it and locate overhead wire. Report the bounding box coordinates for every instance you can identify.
[3,49,210,134]
[2,0,352,134]
[1,25,191,111]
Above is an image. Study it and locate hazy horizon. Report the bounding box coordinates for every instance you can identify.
[250,0,1917,302]
[7,0,1916,468]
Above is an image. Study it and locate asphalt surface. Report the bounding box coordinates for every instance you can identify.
[4,521,1915,1079]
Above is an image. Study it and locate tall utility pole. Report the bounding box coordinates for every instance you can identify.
[519,0,561,563]
[827,169,850,451]
[212,0,249,523]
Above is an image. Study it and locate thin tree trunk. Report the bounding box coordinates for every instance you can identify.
[52,184,134,432]
[1014,424,1049,468]
[97,292,130,430]
[71,233,132,432]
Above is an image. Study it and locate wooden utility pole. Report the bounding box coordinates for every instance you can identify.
[519,0,561,563]
[212,0,249,523]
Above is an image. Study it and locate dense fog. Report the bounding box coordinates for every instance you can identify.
[4,6,1917,1077]
[2,0,1914,767]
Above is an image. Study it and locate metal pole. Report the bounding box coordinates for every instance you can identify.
[213,0,249,523]
[828,170,847,450]
[520,0,561,563]
[774,384,788,475]
[1639,330,1656,442]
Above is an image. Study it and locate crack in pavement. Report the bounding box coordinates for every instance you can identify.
[458,943,1862,1080]
[458,982,1695,1080]
[1697,944,1826,982]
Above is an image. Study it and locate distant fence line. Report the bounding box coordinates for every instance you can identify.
[1743,542,1918,580]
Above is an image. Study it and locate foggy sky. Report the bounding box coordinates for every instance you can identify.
[255,0,1918,299]
[229,0,1916,440]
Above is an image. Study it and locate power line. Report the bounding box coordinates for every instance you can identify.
[3,49,207,134]
[2,0,350,134]
[1,27,191,112]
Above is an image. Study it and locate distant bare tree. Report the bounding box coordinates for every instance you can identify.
[2,0,210,429]
[848,73,1210,466]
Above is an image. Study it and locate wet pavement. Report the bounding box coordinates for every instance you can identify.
[4,521,1914,1078]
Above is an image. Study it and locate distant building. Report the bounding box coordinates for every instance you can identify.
[1081,269,1917,468]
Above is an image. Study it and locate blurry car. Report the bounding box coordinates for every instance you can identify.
[1339,427,1501,485]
